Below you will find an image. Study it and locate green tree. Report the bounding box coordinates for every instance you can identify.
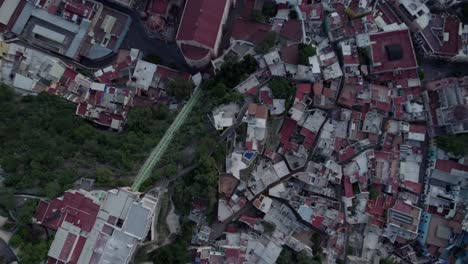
[0,84,14,102]
[215,55,258,88]
[263,221,276,233]
[276,248,294,264]
[269,78,294,99]
[369,187,380,200]
[0,189,15,212]
[262,2,277,17]
[17,241,49,264]
[167,78,193,101]
[143,54,161,64]
[297,250,316,264]
[310,233,322,255]
[212,82,228,98]
[380,258,396,264]
[151,223,193,263]
[44,181,62,199]
[96,167,113,185]
[251,10,265,22]
[419,70,425,80]
[436,134,468,156]
[269,78,295,109]
[289,10,298,19]
[255,32,279,54]
[9,234,23,248]
[16,201,36,228]
[298,43,317,65]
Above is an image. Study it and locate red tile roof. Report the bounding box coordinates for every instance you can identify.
[156,65,190,80]
[300,4,323,21]
[69,236,87,263]
[311,215,324,228]
[241,0,255,18]
[152,0,169,14]
[239,214,258,228]
[255,105,268,119]
[402,181,422,194]
[246,141,253,151]
[176,0,228,49]
[58,233,77,261]
[441,16,460,55]
[180,44,210,60]
[339,146,356,162]
[300,127,315,149]
[370,29,418,74]
[231,18,271,44]
[76,103,87,116]
[35,191,100,232]
[343,176,354,198]
[295,83,311,101]
[435,160,468,173]
[280,118,297,145]
[313,82,323,95]
[65,1,92,19]
[393,200,413,215]
[260,90,273,106]
[409,124,426,134]
[280,20,303,42]
[280,44,300,64]
[64,68,78,80]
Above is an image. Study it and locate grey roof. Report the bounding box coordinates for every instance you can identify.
[122,202,151,239]
[435,225,452,240]
[100,229,136,264]
[101,189,138,219]
[430,169,461,186]
[48,227,69,260]
[12,2,90,58]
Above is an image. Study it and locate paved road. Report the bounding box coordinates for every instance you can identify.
[0,239,16,263]
[84,0,190,72]
[132,88,203,191]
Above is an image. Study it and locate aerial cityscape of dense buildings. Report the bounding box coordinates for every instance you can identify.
[0,0,467,263]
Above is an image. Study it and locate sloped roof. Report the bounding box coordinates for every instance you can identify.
[231,18,271,44]
[280,19,303,42]
[176,0,228,48]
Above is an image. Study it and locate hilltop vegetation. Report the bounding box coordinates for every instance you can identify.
[0,84,174,196]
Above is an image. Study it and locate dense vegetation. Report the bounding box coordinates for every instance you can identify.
[436,133,468,156]
[269,78,296,109]
[277,247,322,264]
[289,9,298,19]
[148,222,194,263]
[0,84,175,197]
[250,2,277,23]
[147,55,258,262]
[369,187,380,200]
[9,201,50,264]
[255,32,280,54]
[167,77,194,101]
[0,54,258,263]
[298,43,317,65]
[143,54,161,65]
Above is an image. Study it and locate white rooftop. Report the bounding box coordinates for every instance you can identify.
[133,60,157,90]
